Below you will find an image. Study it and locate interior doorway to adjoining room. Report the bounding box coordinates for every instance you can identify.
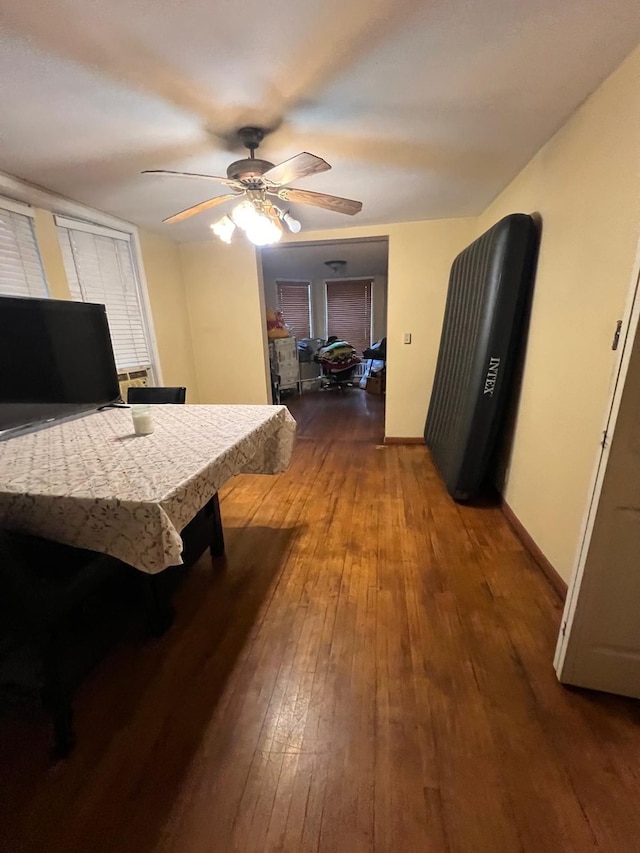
[260,238,389,422]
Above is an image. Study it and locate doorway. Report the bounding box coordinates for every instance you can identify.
[260,238,389,437]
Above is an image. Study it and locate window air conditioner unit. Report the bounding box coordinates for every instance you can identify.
[117,367,151,399]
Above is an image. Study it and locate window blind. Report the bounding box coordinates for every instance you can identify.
[0,205,48,298]
[276,280,312,340]
[326,279,373,356]
[57,224,151,371]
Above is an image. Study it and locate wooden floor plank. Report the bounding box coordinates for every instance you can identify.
[2,389,640,853]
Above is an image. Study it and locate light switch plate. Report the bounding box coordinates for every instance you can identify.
[403,332,412,344]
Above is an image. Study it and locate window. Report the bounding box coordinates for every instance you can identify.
[325,279,373,356]
[0,201,48,298]
[276,280,312,340]
[56,218,152,372]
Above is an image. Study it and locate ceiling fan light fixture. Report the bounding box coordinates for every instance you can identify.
[244,211,282,246]
[211,215,236,244]
[325,259,347,274]
[283,211,301,234]
[226,198,284,246]
[231,200,260,231]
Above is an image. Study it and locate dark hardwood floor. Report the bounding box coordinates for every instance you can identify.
[2,388,640,853]
[283,387,385,443]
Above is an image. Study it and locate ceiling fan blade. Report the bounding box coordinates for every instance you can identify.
[262,153,331,187]
[275,187,362,216]
[163,193,239,224]
[143,169,241,189]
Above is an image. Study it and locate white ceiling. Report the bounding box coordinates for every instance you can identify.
[1,0,639,242]
[261,238,389,282]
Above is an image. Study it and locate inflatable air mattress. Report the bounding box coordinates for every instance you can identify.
[424,213,539,500]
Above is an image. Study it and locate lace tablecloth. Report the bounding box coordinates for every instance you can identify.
[0,404,296,573]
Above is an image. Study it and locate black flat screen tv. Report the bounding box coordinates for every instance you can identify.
[0,296,121,435]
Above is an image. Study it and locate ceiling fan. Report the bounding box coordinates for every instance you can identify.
[142,127,363,246]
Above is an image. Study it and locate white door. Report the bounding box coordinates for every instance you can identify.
[555,266,640,697]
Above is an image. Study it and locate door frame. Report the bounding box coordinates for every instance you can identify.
[554,236,640,675]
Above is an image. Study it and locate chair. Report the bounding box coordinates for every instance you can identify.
[0,531,128,759]
[127,386,186,404]
[314,340,361,391]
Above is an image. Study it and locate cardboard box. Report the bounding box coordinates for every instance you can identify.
[366,374,384,395]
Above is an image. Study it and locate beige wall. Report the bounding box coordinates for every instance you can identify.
[178,239,270,404]
[32,208,71,300]
[279,220,476,438]
[477,44,640,582]
[385,219,476,437]
[138,229,200,400]
[177,217,473,433]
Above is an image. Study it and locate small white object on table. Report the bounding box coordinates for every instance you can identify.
[0,404,296,573]
[131,404,155,436]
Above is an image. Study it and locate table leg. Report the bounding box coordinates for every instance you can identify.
[142,573,175,637]
[41,639,76,761]
[210,493,226,558]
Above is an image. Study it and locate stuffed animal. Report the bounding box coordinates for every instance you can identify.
[266,308,290,339]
